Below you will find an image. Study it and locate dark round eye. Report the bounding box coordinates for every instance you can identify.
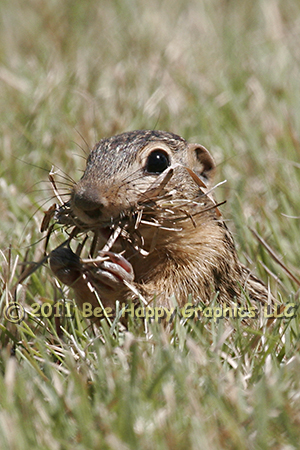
[145,150,170,174]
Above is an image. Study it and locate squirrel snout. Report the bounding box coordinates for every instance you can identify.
[72,186,104,221]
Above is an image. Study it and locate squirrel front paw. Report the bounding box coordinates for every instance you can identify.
[82,251,134,296]
[49,246,82,286]
[49,246,134,306]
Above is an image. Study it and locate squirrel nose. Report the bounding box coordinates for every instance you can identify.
[72,187,104,220]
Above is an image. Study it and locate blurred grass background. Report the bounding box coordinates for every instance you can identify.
[1,0,300,448]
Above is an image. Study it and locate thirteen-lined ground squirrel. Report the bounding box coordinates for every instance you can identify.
[48,130,270,316]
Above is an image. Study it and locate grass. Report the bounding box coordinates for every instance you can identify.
[1,0,300,448]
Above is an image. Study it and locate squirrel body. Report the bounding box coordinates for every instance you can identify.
[50,130,269,313]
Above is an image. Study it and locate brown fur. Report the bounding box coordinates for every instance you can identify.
[50,130,270,313]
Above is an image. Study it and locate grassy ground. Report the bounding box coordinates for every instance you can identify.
[1,0,300,448]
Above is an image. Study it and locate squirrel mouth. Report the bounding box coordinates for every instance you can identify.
[99,227,113,241]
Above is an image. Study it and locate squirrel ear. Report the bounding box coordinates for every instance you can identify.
[187,143,215,185]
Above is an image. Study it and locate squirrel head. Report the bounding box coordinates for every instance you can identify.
[71,130,216,226]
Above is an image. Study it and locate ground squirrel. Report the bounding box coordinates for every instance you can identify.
[49,130,270,316]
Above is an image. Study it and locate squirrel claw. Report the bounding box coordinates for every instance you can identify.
[50,246,134,302]
[83,251,134,291]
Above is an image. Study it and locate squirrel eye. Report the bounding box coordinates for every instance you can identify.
[145,150,170,174]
